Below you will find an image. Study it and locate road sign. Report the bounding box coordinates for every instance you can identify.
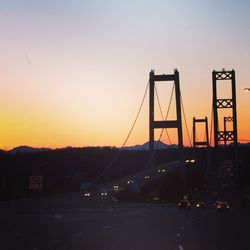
[29,176,43,190]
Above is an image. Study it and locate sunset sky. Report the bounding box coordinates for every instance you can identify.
[1,0,250,150]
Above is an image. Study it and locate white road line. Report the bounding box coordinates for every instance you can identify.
[180,226,184,230]
[103,225,111,229]
[73,232,84,238]
[53,214,62,219]
[176,233,180,237]
[178,245,184,250]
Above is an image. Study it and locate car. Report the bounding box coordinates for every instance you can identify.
[216,201,230,212]
[100,190,108,196]
[178,200,191,210]
[195,201,206,209]
[214,200,220,207]
[83,191,91,197]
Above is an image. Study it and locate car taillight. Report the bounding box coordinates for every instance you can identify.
[227,205,230,208]
[217,204,221,208]
[196,204,200,207]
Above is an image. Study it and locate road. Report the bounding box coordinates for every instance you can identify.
[0,202,249,250]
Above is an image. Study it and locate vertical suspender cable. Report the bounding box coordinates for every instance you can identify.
[180,94,192,147]
[154,85,172,144]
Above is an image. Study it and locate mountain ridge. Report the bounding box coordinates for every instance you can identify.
[4,141,178,154]
[3,141,250,154]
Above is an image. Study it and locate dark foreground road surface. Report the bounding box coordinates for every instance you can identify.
[0,203,249,250]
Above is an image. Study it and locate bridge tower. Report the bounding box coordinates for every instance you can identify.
[212,69,238,147]
[149,69,185,189]
[223,116,234,147]
[193,117,209,148]
[212,69,238,178]
[193,117,210,188]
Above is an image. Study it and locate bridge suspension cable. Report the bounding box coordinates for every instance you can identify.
[154,85,172,144]
[94,81,149,184]
[180,94,192,147]
[157,83,175,144]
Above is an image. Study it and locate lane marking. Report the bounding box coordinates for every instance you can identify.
[103,225,111,229]
[178,245,184,250]
[53,214,62,219]
[176,233,180,237]
[74,232,84,238]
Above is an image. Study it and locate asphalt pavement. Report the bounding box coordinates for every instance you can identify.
[0,202,249,250]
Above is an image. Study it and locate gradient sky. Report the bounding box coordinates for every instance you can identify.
[1,0,250,150]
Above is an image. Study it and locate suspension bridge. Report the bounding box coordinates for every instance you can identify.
[82,68,242,202]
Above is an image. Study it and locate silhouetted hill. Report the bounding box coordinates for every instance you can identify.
[239,142,250,147]
[0,145,182,199]
[0,145,250,200]
[4,141,250,155]
[8,146,52,155]
[4,141,177,154]
[123,141,178,150]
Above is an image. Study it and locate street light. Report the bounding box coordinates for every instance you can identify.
[243,88,250,92]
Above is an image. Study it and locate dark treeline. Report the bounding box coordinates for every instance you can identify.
[0,146,249,200]
[0,147,178,200]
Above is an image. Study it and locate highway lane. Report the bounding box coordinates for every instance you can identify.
[180,208,250,250]
[1,203,250,250]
